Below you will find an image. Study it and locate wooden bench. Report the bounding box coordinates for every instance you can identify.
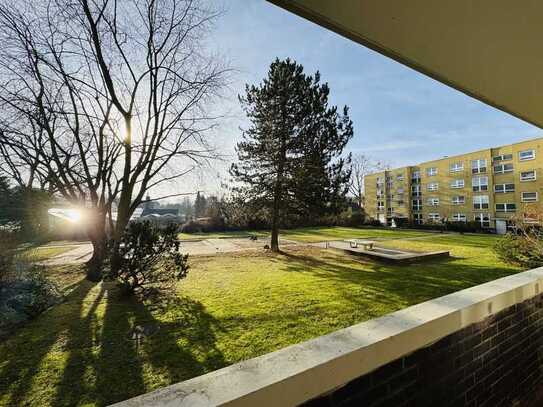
[346,239,375,250]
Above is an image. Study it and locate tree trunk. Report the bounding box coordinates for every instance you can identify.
[110,115,133,275]
[85,209,107,282]
[270,200,280,252]
[110,210,130,276]
[86,237,106,282]
[270,133,286,253]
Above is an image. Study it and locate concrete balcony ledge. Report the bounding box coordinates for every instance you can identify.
[111,267,543,407]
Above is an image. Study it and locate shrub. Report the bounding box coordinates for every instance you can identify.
[0,262,62,338]
[494,231,543,268]
[0,229,20,283]
[365,219,382,227]
[392,217,409,228]
[180,216,226,234]
[116,221,189,297]
[180,219,205,234]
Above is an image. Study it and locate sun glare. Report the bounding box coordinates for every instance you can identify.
[48,208,83,224]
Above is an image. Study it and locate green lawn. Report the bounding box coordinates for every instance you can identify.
[20,245,78,262]
[0,231,521,406]
[178,229,269,240]
[178,226,433,242]
[282,226,433,242]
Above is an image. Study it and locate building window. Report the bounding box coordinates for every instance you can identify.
[471,159,487,174]
[428,213,441,223]
[493,154,513,162]
[411,185,421,197]
[452,214,467,222]
[397,200,405,207]
[451,196,465,205]
[396,174,404,181]
[474,213,491,228]
[493,163,514,174]
[427,182,439,191]
[412,199,422,211]
[520,170,536,181]
[377,201,384,210]
[412,170,421,180]
[450,179,465,189]
[521,192,538,202]
[426,167,438,176]
[376,189,384,198]
[472,176,488,192]
[519,149,535,161]
[413,213,423,225]
[427,197,439,206]
[494,183,515,193]
[450,162,464,172]
[495,203,516,213]
[397,188,405,194]
[473,195,489,210]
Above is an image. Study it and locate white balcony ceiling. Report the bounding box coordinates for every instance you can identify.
[268,0,543,128]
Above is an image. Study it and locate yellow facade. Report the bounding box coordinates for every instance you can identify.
[364,137,543,230]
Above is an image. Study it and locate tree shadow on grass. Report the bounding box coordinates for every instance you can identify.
[50,281,226,406]
[280,249,519,311]
[1,276,225,406]
[1,279,95,406]
[94,290,226,406]
[51,282,108,406]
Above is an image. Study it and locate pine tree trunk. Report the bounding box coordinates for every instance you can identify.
[270,201,280,252]
[270,135,286,253]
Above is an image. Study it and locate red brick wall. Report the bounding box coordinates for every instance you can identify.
[302,294,543,407]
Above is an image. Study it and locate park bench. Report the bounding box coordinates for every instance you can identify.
[345,239,375,250]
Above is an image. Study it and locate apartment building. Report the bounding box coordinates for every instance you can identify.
[364,137,543,233]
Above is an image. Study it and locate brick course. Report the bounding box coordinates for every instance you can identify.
[302,294,543,407]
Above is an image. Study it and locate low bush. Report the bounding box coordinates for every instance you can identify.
[403,221,490,233]
[0,229,21,283]
[0,261,62,338]
[494,231,543,268]
[116,221,189,297]
[180,216,227,234]
[365,219,382,227]
[392,217,409,228]
[343,211,365,227]
[180,219,206,234]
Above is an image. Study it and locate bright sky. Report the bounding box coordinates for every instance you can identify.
[162,0,541,200]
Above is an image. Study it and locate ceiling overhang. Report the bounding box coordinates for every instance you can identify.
[268,0,543,128]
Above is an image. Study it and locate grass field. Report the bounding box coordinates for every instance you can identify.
[0,229,521,406]
[20,245,78,262]
[178,226,432,242]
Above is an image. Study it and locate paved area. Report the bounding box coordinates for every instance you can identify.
[41,232,451,265]
[39,244,94,265]
[40,237,303,264]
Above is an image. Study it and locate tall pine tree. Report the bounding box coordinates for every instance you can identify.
[230,58,353,252]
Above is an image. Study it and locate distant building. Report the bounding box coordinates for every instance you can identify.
[364,137,543,233]
[141,208,179,217]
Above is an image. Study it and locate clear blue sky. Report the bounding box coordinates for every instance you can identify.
[167,0,541,198]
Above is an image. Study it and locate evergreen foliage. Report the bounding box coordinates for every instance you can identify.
[230,58,353,251]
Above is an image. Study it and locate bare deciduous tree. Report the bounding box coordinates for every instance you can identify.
[349,154,389,209]
[0,0,227,280]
